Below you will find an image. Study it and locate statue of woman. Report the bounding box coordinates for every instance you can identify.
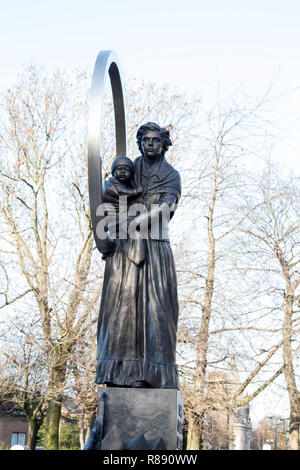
[95,122,181,389]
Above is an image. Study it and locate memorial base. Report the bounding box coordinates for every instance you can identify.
[97,387,184,450]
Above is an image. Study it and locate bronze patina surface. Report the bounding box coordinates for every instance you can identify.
[88,52,181,390]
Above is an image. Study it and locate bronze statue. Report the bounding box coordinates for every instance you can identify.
[101,155,145,263]
[95,122,181,389]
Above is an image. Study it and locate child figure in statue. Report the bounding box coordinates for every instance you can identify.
[102,156,143,209]
[101,156,145,266]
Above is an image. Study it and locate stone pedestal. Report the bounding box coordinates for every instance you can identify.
[97,387,184,450]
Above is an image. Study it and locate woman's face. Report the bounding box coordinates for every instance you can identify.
[141,130,163,158]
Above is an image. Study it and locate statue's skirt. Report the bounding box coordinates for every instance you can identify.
[95,238,179,389]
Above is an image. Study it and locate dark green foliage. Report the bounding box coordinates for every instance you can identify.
[36,420,80,449]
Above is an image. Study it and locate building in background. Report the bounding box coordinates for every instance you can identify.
[0,401,27,449]
[231,405,252,450]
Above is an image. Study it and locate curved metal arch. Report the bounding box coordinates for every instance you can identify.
[88,50,127,253]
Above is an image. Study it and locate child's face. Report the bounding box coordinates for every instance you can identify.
[113,164,132,183]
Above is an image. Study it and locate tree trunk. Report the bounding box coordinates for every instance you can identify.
[45,354,67,450]
[282,286,300,449]
[79,411,85,450]
[186,411,203,450]
[26,418,38,450]
[79,410,96,449]
[45,399,62,450]
[274,244,300,450]
[288,420,299,450]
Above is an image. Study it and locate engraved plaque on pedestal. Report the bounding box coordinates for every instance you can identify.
[97,388,184,450]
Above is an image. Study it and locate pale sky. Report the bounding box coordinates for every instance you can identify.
[1,0,299,172]
[1,0,299,93]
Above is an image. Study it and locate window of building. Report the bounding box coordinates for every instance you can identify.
[11,432,26,447]
[11,408,26,417]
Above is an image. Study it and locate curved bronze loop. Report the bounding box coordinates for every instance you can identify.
[88,50,127,253]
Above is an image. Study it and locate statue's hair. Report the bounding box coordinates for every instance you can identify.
[136,122,172,155]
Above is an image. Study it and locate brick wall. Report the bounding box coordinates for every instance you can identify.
[0,405,28,450]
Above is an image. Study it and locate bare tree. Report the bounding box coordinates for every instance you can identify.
[239,166,300,449]
[0,65,102,449]
[176,88,288,449]
[66,330,98,449]
[3,64,296,452]
[0,323,48,450]
[252,416,289,450]
[0,66,201,449]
